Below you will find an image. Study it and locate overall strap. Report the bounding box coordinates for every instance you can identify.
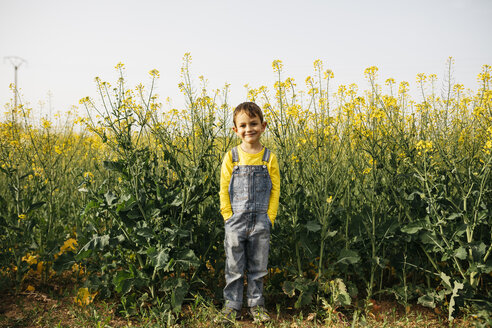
[262,147,271,163]
[231,147,239,164]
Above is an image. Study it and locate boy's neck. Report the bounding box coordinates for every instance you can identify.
[240,142,263,154]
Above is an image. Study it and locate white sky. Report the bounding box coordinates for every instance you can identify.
[1,0,491,120]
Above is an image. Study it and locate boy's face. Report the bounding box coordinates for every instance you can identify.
[233,111,267,146]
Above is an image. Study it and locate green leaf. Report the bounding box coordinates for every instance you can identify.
[305,220,321,232]
[175,249,199,270]
[446,213,462,221]
[420,231,440,245]
[282,281,296,297]
[150,247,170,270]
[294,291,313,309]
[401,222,424,234]
[473,242,487,258]
[103,160,125,173]
[135,227,154,239]
[116,194,133,212]
[84,200,100,212]
[27,202,45,213]
[113,270,133,294]
[453,224,467,238]
[333,278,351,306]
[448,280,464,322]
[104,192,117,206]
[171,278,189,313]
[372,256,389,269]
[170,196,183,207]
[417,294,436,308]
[405,191,424,201]
[76,235,110,260]
[324,230,337,238]
[440,272,452,290]
[293,277,312,293]
[336,249,360,265]
[478,263,492,274]
[454,247,467,260]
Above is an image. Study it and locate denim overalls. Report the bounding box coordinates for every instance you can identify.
[223,146,272,310]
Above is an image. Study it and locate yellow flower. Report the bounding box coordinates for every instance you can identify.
[78,96,90,105]
[285,77,296,88]
[18,214,26,220]
[416,73,427,84]
[483,140,492,155]
[364,66,378,80]
[26,285,35,292]
[22,253,37,265]
[36,261,44,275]
[324,69,334,79]
[416,140,433,156]
[60,238,78,254]
[272,60,283,73]
[41,118,52,129]
[74,287,98,306]
[385,78,395,86]
[326,196,333,204]
[313,59,323,70]
[149,69,160,78]
[83,171,94,182]
[370,108,385,120]
[72,263,85,276]
[399,81,410,94]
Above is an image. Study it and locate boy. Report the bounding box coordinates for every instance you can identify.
[219,102,280,323]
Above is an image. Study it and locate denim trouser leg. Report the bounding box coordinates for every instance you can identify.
[245,213,270,307]
[223,212,271,310]
[223,217,247,310]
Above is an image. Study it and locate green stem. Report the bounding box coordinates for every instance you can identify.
[295,238,302,277]
[421,245,439,273]
[318,239,324,279]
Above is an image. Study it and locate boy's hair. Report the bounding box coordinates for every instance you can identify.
[233,102,264,126]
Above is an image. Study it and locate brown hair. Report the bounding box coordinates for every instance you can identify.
[233,102,264,126]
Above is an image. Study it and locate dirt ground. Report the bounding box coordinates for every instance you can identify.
[0,289,478,328]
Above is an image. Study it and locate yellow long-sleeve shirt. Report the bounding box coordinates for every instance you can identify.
[219,146,280,225]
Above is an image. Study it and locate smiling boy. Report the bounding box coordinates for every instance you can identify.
[219,102,280,323]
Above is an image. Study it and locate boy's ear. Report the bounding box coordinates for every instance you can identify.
[262,121,267,130]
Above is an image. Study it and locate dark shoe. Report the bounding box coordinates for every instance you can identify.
[249,306,271,323]
[220,306,239,324]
